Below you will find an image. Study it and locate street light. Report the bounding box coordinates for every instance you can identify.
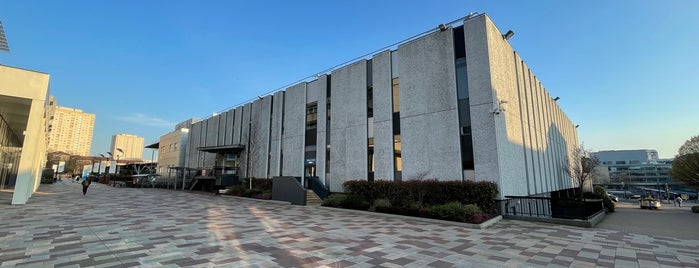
[98,153,105,177]
[116,148,124,175]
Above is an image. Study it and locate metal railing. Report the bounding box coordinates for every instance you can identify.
[505,196,553,218]
[504,195,604,220]
[308,177,329,200]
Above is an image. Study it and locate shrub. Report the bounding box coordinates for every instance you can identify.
[251,193,272,200]
[468,213,495,224]
[463,204,483,216]
[341,195,371,210]
[371,199,392,211]
[226,185,246,196]
[432,202,466,221]
[343,179,498,214]
[242,189,263,197]
[323,194,347,207]
[692,205,699,213]
[251,178,273,191]
[603,197,616,213]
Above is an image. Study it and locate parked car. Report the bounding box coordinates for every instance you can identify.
[630,194,642,199]
[609,195,619,202]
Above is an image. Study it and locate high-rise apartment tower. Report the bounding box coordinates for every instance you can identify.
[47,106,95,156]
[111,134,144,160]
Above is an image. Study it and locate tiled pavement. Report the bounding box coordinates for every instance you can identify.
[2,182,699,267]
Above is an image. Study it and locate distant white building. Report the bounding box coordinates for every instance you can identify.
[592,149,673,187]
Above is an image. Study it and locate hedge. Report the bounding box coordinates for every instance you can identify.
[343,179,498,214]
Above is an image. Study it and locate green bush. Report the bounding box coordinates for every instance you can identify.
[343,179,498,214]
[371,198,392,211]
[242,189,263,197]
[432,202,466,221]
[463,204,483,216]
[251,178,273,191]
[226,185,246,196]
[323,194,347,207]
[692,205,699,213]
[586,186,615,213]
[341,195,371,210]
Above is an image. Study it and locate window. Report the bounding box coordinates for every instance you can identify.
[394,135,402,172]
[392,78,400,113]
[367,87,374,118]
[368,137,374,181]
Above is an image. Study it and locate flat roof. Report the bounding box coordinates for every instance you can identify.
[197,144,245,153]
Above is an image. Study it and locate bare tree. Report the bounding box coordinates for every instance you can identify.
[564,145,601,198]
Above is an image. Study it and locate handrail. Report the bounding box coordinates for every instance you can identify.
[308,177,330,200]
[504,195,604,220]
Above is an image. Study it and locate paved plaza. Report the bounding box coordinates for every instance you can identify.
[2,182,699,267]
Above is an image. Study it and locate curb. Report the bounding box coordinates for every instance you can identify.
[316,205,502,229]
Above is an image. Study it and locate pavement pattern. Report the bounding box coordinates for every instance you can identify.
[1,181,699,267]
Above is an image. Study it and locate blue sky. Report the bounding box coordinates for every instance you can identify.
[1,0,698,159]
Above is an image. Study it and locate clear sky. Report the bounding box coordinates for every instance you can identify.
[1,0,698,159]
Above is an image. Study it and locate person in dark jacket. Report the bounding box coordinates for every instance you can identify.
[82,178,92,195]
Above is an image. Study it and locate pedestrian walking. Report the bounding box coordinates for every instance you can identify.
[675,196,683,208]
[81,178,91,196]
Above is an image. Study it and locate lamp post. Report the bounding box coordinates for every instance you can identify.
[98,153,105,178]
[621,181,625,199]
[106,152,113,174]
[116,148,124,175]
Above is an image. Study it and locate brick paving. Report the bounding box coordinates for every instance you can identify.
[1,181,699,267]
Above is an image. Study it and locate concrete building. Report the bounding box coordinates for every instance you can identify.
[182,14,579,199]
[47,106,95,156]
[110,134,144,160]
[592,149,674,188]
[0,64,51,204]
[154,119,197,177]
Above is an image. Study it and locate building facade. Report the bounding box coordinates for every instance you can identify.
[0,64,51,204]
[110,134,144,160]
[155,119,196,177]
[592,149,674,187]
[182,14,579,199]
[47,106,95,156]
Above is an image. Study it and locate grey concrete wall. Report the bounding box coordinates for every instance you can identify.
[282,83,306,177]
[309,76,328,185]
[250,96,272,178]
[397,28,462,180]
[330,60,368,192]
[232,106,243,145]
[464,15,579,198]
[205,115,219,147]
[217,111,227,146]
[371,50,395,181]
[269,91,284,177]
[483,15,532,198]
[272,177,306,205]
[464,15,502,190]
[187,121,203,168]
[224,109,235,146]
[240,103,252,178]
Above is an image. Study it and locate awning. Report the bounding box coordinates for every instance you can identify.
[145,142,159,149]
[197,144,245,153]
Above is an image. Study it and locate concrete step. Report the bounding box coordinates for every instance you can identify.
[306,190,322,205]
